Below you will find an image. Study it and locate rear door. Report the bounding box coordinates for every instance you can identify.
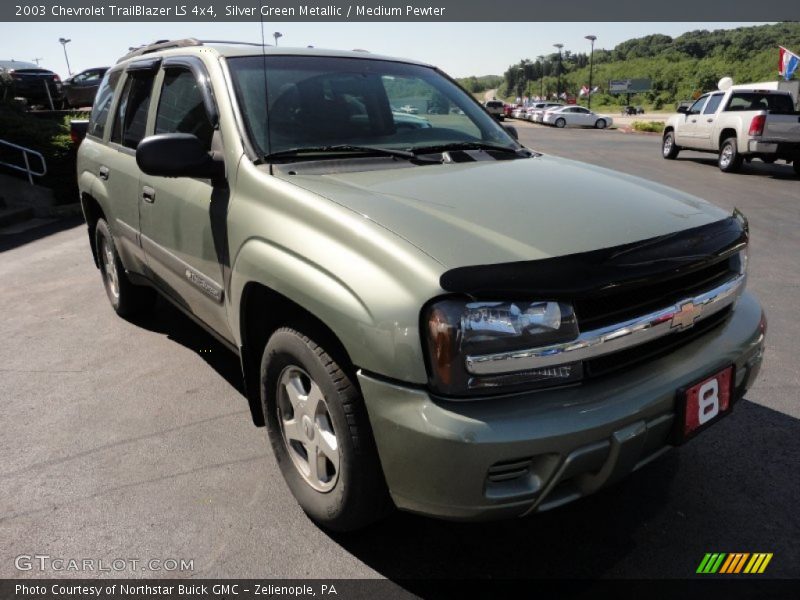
[104,61,159,272]
[138,58,232,340]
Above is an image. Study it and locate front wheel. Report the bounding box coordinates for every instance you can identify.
[662,131,680,159]
[719,137,743,173]
[555,118,566,128]
[594,119,607,129]
[94,219,155,317]
[793,160,800,177]
[261,327,391,531]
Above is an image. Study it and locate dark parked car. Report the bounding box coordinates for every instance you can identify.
[63,67,109,108]
[621,105,644,116]
[0,60,63,108]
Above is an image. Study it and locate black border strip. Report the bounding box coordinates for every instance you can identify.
[439,214,748,299]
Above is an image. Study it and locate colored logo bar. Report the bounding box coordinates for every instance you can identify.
[697,553,773,574]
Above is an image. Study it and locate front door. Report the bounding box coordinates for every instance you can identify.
[138,63,233,341]
[674,96,708,147]
[695,93,724,150]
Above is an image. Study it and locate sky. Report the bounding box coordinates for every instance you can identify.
[0,21,767,79]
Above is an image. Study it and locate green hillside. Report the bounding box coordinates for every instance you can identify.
[495,22,800,109]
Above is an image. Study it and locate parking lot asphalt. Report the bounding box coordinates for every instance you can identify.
[1,126,798,589]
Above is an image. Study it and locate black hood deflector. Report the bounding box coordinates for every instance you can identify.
[439,213,748,299]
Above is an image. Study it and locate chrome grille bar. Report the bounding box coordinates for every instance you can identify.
[465,273,745,376]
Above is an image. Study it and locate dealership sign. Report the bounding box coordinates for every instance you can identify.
[608,78,653,94]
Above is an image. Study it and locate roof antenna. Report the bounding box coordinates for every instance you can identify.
[258,0,272,168]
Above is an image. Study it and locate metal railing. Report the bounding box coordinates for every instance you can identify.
[0,138,47,185]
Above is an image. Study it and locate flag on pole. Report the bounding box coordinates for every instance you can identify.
[779,46,799,81]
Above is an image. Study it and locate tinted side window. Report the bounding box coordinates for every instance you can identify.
[688,97,707,114]
[87,70,121,139]
[111,71,156,149]
[155,68,214,150]
[703,94,723,115]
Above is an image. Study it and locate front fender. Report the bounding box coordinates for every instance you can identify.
[229,237,436,384]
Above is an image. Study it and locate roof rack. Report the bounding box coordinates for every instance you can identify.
[198,40,269,47]
[117,38,201,63]
[117,38,271,63]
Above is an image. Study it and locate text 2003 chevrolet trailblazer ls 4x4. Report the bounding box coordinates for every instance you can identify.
[77,40,766,531]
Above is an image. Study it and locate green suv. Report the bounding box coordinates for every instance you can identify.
[77,39,766,531]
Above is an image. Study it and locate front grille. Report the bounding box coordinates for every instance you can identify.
[584,306,732,378]
[574,255,738,331]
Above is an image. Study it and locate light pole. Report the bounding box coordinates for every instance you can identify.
[58,37,72,75]
[585,35,597,109]
[32,57,42,66]
[537,55,545,100]
[516,65,526,101]
[553,43,563,100]
[273,32,283,46]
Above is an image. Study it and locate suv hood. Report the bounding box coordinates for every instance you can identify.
[281,155,729,268]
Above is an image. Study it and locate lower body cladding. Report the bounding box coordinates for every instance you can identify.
[359,292,765,521]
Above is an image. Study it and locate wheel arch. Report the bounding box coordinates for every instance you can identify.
[238,281,357,427]
[718,128,738,150]
[80,192,105,268]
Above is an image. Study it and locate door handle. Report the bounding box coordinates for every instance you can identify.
[690,119,697,123]
[707,118,714,122]
[142,186,156,204]
[98,166,109,180]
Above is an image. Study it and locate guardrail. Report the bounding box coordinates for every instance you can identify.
[0,138,47,185]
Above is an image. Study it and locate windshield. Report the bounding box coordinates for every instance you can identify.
[227,55,518,158]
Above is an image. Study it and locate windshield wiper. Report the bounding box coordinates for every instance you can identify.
[258,144,432,163]
[407,141,528,155]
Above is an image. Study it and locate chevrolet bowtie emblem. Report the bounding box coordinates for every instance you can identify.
[672,301,702,330]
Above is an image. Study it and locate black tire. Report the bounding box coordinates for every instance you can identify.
[718,137,743,173]
[794,161,800,177]
[662,130,680,159]
[594,119,607,129]
[94,219,155,317]
[555,118,566,128]
[261,327,391,532]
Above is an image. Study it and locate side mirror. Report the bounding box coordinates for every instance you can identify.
[677,106,689,114]
[503,124,519,140]
[136,133,224,181]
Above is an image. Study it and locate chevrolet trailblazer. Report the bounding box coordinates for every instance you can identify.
[77,39,766,531]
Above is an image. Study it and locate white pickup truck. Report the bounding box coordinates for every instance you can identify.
[662,85,800,174]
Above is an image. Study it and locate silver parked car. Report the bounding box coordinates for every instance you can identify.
[544,105,614,129]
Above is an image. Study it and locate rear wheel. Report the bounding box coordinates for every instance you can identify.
[94,219,155,317]
[718,137,743,173]
[261,327,391,531]
[555,118,566,128]
[594,119,607,129]
[662,131,680,159]
[794,161,800,177]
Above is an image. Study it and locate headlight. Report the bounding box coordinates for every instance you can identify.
[423,298,581,396]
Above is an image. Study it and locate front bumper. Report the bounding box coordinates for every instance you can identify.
[359,292,765,521]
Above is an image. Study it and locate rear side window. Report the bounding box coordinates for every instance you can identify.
[703,94,723,115]
[726,92,795,114]
[155,68,214,150]
[87,70,121,139]
[111,71,156,149]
